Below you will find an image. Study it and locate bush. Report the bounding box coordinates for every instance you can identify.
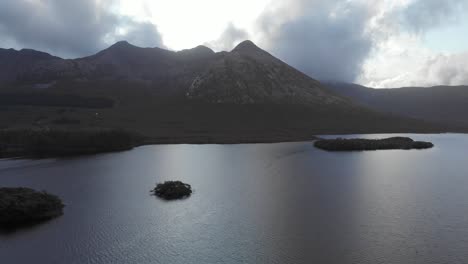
[151,181,192,200]
[0,187,64,228]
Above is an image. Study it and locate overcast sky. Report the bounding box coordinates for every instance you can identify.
[0,0,467,88]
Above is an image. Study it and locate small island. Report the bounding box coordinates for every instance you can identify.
[314,137,434,151]
[0,187,64,228]
[151,181,192,200]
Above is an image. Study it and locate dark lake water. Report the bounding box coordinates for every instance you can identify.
[1,134,468,264]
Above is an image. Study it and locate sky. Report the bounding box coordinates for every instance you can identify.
[0,0,467,88]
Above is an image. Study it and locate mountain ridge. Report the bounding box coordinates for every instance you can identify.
[0,40,348,105]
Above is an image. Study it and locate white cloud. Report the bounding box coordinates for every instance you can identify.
[205,23,249,51]
[117,0,270,51]
[357,0,468,87]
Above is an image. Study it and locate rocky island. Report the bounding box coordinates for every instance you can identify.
[0,187,64,228]
[314,137,434,151]
[151,181,192,200]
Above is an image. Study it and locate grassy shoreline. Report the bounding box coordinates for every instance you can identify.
[0,129,449,159]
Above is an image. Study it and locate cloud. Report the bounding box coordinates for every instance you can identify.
[359,34,468,88]
[0,0,164,58]
[109,18,164,49]
[250,0,468,86]
[401,0,468,32]
[253,0,377,82]
[391,52,468,87]
[355,0,468,87]
[206,23,249,51]
[421,53,468,86]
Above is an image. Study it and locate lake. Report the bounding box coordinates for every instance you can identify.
[1,134,468,264]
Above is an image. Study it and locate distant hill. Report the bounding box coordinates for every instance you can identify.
[0,41,448,142]
[325,82,468,129]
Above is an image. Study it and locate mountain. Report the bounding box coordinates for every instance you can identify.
[0,40,347,104]
[187,40,350,105]
[0,48,61,83]
[325,82,468,129]
[0,41,446,142]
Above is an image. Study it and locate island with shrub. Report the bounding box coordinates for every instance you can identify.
[314,137,434,151]
[151,181,192,200]
[0,187,64,229]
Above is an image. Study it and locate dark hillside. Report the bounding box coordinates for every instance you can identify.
[325,82,468,129]
[0,41,451,143]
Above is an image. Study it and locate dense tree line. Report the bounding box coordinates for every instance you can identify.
[0,93,114,108]
[0,129,138,157]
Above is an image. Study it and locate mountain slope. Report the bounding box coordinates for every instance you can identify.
[187,40,347,105]
[325,82,468,128]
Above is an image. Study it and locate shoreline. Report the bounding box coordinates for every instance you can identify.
[138,131,459,146]
[0,131,463,160]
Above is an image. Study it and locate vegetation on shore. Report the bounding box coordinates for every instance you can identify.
[0,92,114,108]
[0,187,64,228]
[0,129,139,158]
[314,137,434,151]
[151,181,192,200]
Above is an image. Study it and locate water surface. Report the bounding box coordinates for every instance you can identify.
[1,134,468,264]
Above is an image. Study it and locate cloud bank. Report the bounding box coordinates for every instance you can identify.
[0,0,164,58]
[401,0,468,32]
[255,0,375,82]
[0,0,467,87]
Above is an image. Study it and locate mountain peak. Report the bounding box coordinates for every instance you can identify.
[231,40,273,60]
[176,45,215,59]
[194,45,214,52]
[180,45,214,54]
[94,40,139,57]
[232,40,261,53]
[196,45,216,55]
[109,40,134,49]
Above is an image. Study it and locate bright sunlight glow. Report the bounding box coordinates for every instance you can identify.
[117,0,271,50]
